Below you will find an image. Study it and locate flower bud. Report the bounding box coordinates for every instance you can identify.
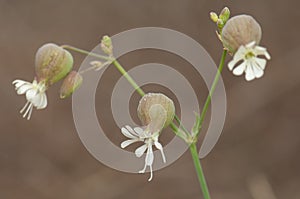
[221,15,262,53]
[137,93,175,128]
[59,71,83,99]
[219,7,230,23]
[210,12,219,23]
[101,35,113,55]
[35,43,73,85]
[217,19,224,31]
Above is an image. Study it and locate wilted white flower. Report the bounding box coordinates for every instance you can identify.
[120,93,175,181]
[121,125,166,181]
[89,60,103,71]
[12,79,47,120]
[228,41,271,81]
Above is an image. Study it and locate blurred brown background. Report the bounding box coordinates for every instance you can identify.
[1,0,300,198]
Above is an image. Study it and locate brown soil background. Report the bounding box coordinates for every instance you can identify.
[1,0,300,198]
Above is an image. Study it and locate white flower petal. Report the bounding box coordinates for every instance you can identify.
[139,163,147,174]
[154,141,166,163]
[25,88,38,101]
[16,84,33,95]
[232,61,246,76]
[145,145,154,166]
[121,139,138,148]
[254,45,271,60]
[13,80,28,88]
[37,93,47,109]
[252,58,266,78]
[228,60,237,71]
[148,165,153,181]
[133,127,144,136]
[252,63,264,78]
[264,51,271,60]
[31,93,42,107]
[245,63,255,81]
[125,125,139,136]
[254,57,267,70]
[228,45,246,71]
[12,79,25,84]
[154,141,162,150]
[135,144,148,157]
[233,45,246,60]
[246,41,256,48]
[253,45,265,51]
[36,94,44,108]
[121,127,137,139]
[42,94,48,109]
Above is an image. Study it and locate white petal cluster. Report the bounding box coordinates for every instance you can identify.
[228,41,271,81]
[13,79,47,120]
[121,125,166,181]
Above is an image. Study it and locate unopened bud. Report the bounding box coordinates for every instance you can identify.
[221,15,262,53]
[210,12,219,23]
[217,19,224,31]
[101,35,113,55]
[35,43,73,85]
[219,7,230,23]
[137,93,175,128]
[59,71,83,99]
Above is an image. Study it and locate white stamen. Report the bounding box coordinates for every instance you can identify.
[20,101,30,114]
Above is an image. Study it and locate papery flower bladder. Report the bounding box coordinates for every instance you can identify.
[120,93,175,181]
[35,43,73,86]
[221,14,271,81]
[12,79,47,120]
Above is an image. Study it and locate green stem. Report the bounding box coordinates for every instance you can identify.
[174,115,190,135]
[112,60,145,97]
[78,65,99,74]
[61,45,113,61]
[190,143,211,199]
[195,50,227,137]
[187,50,227,199]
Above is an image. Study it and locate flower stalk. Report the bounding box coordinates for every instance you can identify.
[195,49,227,138]
[190,143,211,199]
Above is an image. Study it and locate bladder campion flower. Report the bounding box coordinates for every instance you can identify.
[12,79,47,120]
[120,93,175,181]
[13,43,74,119]
[221,15,271,81]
